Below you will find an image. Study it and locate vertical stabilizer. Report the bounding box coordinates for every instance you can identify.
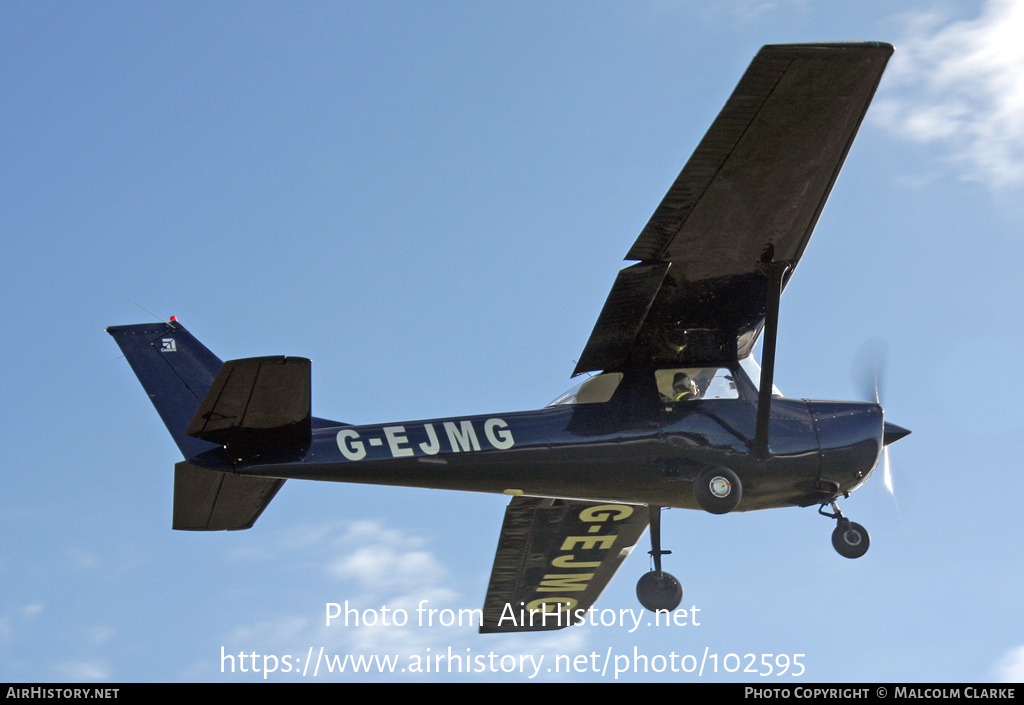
[106,321,223,459]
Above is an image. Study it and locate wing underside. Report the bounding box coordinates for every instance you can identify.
[575,42,893,376]
[480,497,649,633]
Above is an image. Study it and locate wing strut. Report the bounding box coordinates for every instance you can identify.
[753,261,790,459]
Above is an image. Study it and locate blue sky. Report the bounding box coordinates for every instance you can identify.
[3,0,1024,682]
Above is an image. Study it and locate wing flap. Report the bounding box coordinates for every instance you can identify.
[479,497,648,633]
[573,262,670,377]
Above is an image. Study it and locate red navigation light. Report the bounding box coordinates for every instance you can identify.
[169,316,178,322]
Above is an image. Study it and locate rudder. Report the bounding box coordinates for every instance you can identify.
[106,320,223,460]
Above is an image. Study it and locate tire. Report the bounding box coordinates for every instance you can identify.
[832,521,870,559]
[693,466,742,514]
[636,571,683,612]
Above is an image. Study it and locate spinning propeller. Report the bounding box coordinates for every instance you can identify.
[851,338,910,503]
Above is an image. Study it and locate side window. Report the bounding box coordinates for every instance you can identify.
[655,367,739,402]
[547,372,623,406]
[702,368,740,399]
[575,372,623,403]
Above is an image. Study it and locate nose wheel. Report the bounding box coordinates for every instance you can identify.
[636,505,683,612]
[820,501,870,559]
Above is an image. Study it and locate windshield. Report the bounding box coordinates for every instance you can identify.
[738,356,782,396]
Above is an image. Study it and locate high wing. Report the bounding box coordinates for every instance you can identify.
[574,42,893,376]
[480,497,648,633]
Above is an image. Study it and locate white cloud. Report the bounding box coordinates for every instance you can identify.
[217,521,473,675]
[66,548,100,569]
[86,626,116,645]
[208,520,595,681]
[52,660,111,681]
[874,0,1024,187]
[324,520,449,591]
[21,603,43,618]
[995,643,1024,681]
[731,1,782,21]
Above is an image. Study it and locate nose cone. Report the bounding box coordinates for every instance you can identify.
[807,401,885,491]
[883,422,911,446]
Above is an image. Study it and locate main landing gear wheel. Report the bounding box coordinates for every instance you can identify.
[832,520,870,559]
[636,571,683,612]
[637,505,683,613]
[693,466,742,514]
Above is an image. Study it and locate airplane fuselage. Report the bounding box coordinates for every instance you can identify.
[220,397,884,512]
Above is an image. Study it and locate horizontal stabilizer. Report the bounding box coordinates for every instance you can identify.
[173,462,284,531]
[480,496,648,633]
[186,356,311,462]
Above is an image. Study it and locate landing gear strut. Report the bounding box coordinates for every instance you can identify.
[819,500,870,559]
[636,505,683,612]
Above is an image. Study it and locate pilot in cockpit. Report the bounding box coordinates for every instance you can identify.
[672,372,700,401]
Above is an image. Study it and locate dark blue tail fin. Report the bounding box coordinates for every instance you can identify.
[106,321,223,460]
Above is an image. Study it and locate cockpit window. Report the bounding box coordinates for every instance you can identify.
[655,367,738,402]
[738,356,782,397]
[547,372,623,406]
